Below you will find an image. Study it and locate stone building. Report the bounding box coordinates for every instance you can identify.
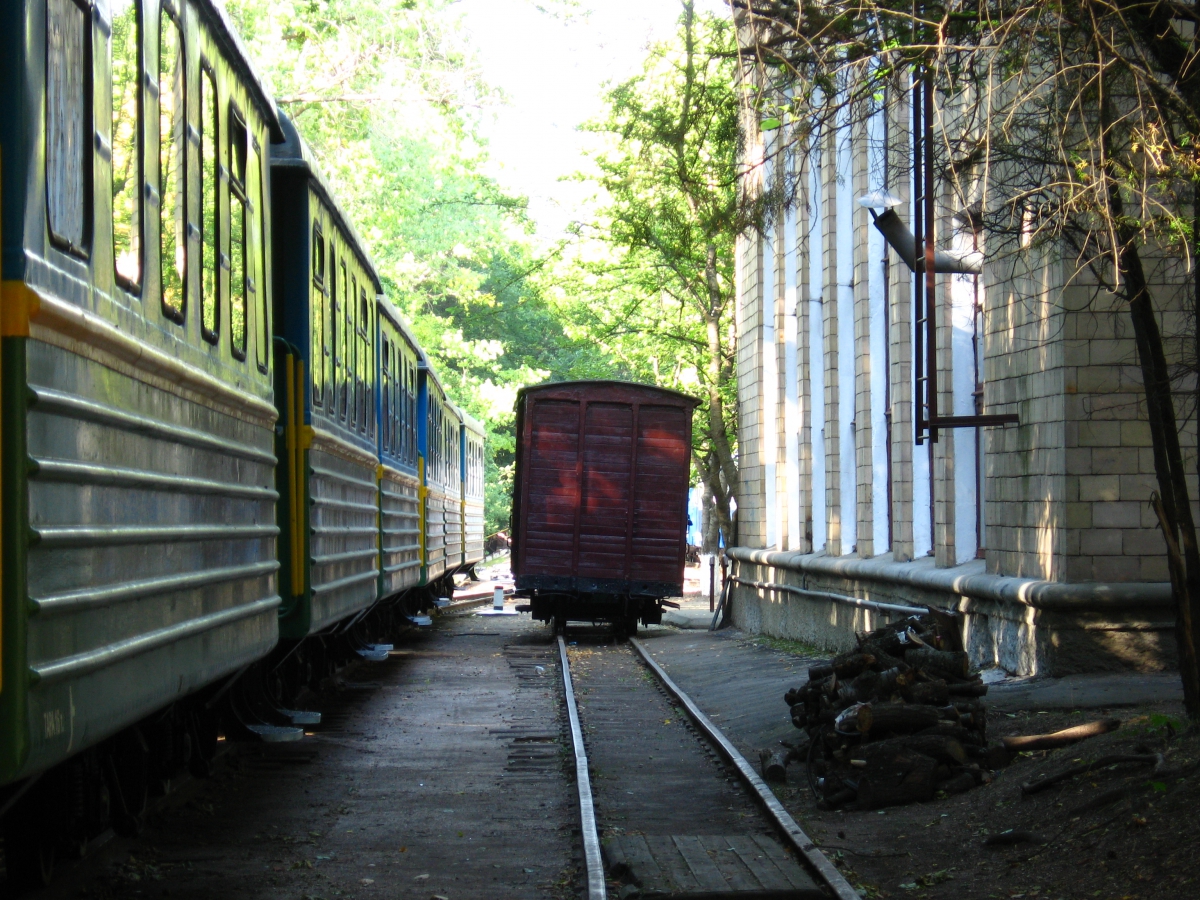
[728,83,1189,676]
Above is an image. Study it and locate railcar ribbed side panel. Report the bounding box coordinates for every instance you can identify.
[306,440,379,632]
[424,489,447,583]
[463,499,485,568]
[444,487,463,571]
[23,342,279,778]
[380,466,421,598]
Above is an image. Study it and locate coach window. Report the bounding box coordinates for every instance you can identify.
[46,0,91,256]
[384,336,393,453]
[326,238,335,395]
[159,1,185,321]
[112,0,142,289]
[200,65,218,342]
[228,110,248,359]
[408,361,417,465]
[250,139,267,369]
[311,222,325,404]
[339,261,349,420]
[359,288,371,435]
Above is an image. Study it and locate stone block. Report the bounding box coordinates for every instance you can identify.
[1076,421,1122,447]
[1119,473,1160,502]
[1079,475,1120,502]
[1064,555,1095,582]
[1093,501,1141,528]
[1074,367,1122,394]
[1080,528,1123,556]
[1091,554,1142,582]
[1120,421,1154,447]
[1066,502,1093,529]
[1123,528,1165,556]
[1140,556,1170,582]
[1091,447,1139,475]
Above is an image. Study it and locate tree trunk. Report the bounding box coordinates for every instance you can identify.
[1103,107,1200,719]
[1113,225,1200,718]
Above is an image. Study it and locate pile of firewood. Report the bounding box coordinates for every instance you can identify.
[783,608,1011,810]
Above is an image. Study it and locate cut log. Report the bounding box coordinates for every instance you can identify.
[853,734,967,766]
[904,680,950,707]
[789,703,807,729]
[857,703,942,737]
[1020,753,1162,795]
[807,651,876,682]
[1001,718,1121,752]
[923,606,966,653]
[904,647,969,678]
[855,750,938,810]
[759,747,790,782]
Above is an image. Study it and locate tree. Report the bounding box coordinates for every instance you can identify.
[228,0,597,536]
[558,1,744,547]
[729,1,1200,715]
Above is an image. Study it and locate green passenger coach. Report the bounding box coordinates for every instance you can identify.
[0,0,283,874]
[0,1,488,885]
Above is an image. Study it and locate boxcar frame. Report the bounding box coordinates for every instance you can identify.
[511,381,698,633]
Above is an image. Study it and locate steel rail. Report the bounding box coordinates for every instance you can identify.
[557,635,607,900]
[628,637,862,900]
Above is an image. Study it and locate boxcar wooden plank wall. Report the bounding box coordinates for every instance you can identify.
[512,382,699,599]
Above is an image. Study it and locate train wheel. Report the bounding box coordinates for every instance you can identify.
[553,613,566,636]
[106,730,149,836]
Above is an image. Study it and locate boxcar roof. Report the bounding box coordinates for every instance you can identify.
[516,380,700,408]
[198,0,283,142]
[270,114,383,294]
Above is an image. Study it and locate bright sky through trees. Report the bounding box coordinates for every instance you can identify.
[458,0,729,242]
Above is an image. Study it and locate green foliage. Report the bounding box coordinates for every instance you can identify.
[549,1,741,543]
[227,0,597,534]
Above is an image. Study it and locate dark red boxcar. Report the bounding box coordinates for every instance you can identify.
[511,381,699,632]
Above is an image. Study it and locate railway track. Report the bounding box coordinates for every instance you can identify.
[557,633,861,900]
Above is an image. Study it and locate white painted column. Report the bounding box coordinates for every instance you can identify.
[951,227,979,563]
[836,114,857,555]
[867,104,890,556]
[809,140,828,552]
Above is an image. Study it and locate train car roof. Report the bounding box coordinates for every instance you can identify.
[516,379,701,407]
[270,113,383,294]
[459,407,485,436]
[377,297,422,354]
[198,1,283,142]
[417,348,447,397]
